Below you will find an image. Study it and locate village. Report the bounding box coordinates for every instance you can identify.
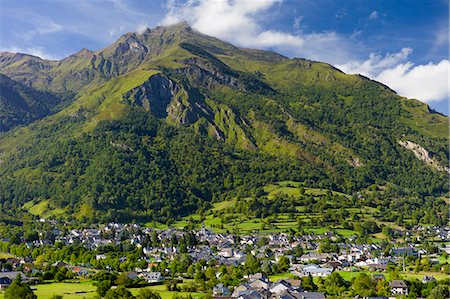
[0,221,448,298]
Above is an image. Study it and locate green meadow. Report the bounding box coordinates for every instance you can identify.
[161,181,390,239]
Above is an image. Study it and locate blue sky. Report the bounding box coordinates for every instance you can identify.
[1,0,448,114]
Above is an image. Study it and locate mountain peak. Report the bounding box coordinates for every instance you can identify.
[152,21,192,33]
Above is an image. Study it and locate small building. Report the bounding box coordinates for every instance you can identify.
[270,280,292,294]
[96,254,107,260]
[77,269,89,276]
[300,264,333,277]
[372,274,386,282]
[213,283,231,296]
[286,279,301,290]
[0,272,29,283]
[249,278,270,290]
[232,284,252,298]
[248,273,269,283]
[296,292,326,299]
[146,272,164,283]
[52,261,67,268]
[127,272,138,280]
[422,275,436,284]
[299,253,330,263]
[0,277,12,290]
[389,280,408,296]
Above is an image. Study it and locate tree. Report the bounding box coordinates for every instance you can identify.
[116,273,133,286]
[137,289,161,299]
[324,272,348,296]
[4,274,37,299]
[351,273,376,297]
[277,256,290,272]
[54,271,66,282]
[427,285,448,299]
[301,274,317,291]
[105,285,135,299]
[97,280,112,297]
[245,254,261,274]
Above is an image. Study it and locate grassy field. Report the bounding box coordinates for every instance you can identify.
[160,181,384,238]
[0,281,97,299]
[337,270,449,282]
[0,281,205,299]
[268,272,296,282]
[0,252,14,259]
[129,283,204,299]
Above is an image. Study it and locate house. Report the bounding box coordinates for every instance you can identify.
[372,274,386,282]
[322,261,342,270]
[96,254,107,260]
[286,279,301,290]
[249,278,270,290]
[296,292,326,299]
[391,248,417,257]
[236,290,264,299]
[213,283,232,296]
[0,272,29,283]
[389,280,408,296]
[77,269,89,276]
[52,261,67,268]
[422,275,436,284]
[270,280,293,294]
[127,272,138,280]
[248,273,269,283]
[232,284,252,297]
[300,264,333,277]
[299,253,330,263]
[0,277,12,290]
[146,272,164,283]
[275,290,297,299]
[219,248,234,258]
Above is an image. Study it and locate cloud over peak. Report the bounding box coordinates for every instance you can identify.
[162,0,353,64]
[337,48,449,103]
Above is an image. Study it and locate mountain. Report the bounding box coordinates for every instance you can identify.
[0,23,448,224]
[0,74,69,131]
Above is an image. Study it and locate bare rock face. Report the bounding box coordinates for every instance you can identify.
[398,140,450,173]
[124,73,180,119]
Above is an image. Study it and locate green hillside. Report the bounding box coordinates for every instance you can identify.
[0,74,68,131]
[0,23,448,225]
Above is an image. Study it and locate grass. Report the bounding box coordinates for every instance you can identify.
[27,200,49,216]
[400,98,449,138]
[167,181,363,236]
[268,272,296,282]
[0,281,205,299]
[0,281,97,299]
[336,270,449,282]
[0,252,14,259]
[129,283,204,299]
[438,255,450,264]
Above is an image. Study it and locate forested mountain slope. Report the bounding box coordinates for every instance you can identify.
[0,23,447,224]
[0,74,68,131]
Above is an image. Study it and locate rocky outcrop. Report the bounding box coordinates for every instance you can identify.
[125,73,180,118]
[123,73,255,148]
[398,140,450,173]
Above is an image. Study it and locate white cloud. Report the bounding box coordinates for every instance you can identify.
[376,59,449,103]
[337,48,412,76]
[161,0,354,64]
[136,23,149,34]
[0,46,58,60]
[337,48,450,103]
[22,17,65,41]
[369,11,379,20]
[293,16,303,30]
